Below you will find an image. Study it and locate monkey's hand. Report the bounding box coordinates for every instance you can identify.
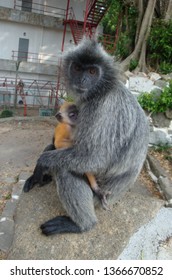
[93,187,111,211]
[34,150,58,177]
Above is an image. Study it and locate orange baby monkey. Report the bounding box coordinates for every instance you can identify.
[54,101,110,210]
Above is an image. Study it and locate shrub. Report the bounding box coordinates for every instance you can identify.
[159,62,172,74]
[138,80,172,113]
[0,109,13,118]
[129,59,138,71]
[148,20,172,73]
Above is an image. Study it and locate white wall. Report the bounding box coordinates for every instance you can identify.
[0,0,88,106]
[0,0,14,9]
[71,0,86,21]
[0,0,86,19]
[0,21,73,62]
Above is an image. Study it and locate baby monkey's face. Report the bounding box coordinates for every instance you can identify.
[55,102,78,126]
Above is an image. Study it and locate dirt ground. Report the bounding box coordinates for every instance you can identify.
[0,118,56,214]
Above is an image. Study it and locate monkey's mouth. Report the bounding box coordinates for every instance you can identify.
[73,85,87,93]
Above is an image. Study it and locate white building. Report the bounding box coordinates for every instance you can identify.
[0,0,87,108]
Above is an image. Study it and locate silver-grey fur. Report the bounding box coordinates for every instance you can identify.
[31,39,149,235]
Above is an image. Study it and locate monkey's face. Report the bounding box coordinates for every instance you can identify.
[55,102,78,126]
[69,62,101,95]
[63,39,117,100]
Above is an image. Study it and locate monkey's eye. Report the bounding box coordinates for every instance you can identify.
[89,67,96,75]
[69,112,75,118]
[74,64,82,72]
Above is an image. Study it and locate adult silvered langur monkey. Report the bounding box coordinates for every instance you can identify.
[25,38,149,236]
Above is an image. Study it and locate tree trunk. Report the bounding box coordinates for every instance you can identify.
[135,0,144,44]
[165,0,172,21]
[134,27,148,73]
[125,6,129,33]
[120,0,157,72]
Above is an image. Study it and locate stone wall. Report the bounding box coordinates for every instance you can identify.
[124,71,172,146]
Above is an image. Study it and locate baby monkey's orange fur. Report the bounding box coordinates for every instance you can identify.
[54,102,110,210]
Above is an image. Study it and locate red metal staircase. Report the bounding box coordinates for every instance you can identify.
[64,0,112,45]
[86,0,111,26]
[66,8,85,45]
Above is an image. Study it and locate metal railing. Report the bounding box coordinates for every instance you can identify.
[0,75,67,108]
[0,77,57,108]
[14,0,66,18]
[12,50,58,65]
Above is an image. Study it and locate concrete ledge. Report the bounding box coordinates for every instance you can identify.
[0,177,26,253]
[0,59,58,75]
[0,218,14,252]
[0,7,64,29]
[118,207,172,260]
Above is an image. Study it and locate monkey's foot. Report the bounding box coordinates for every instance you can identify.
[23,175,35,192]
[93,188,111,211]
[40,216,82,236]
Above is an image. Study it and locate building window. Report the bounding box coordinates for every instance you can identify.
[22,0,32,12]
[18,38,29,62]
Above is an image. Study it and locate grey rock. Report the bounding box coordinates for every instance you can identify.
[158,177,172,201]
[147,154,168,178]
[166,109,172,120]
[148,72,161,81]
[152,113,171,128]
[151,88,162,100]
[129,76,154,93]
[149,129,172,145]
[161,73,172,81]
[154,80,167,89]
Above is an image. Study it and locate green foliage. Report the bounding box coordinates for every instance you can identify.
[0,109,13,118]
[129,59,138,71]
[64,95,74,102]
[102,1,137,57]
[102,0,121,35]
[115,33,132,58]
[152,144,171,153]
[138,80,172,113]
[159,62,172,74]
[148,20,172,73]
